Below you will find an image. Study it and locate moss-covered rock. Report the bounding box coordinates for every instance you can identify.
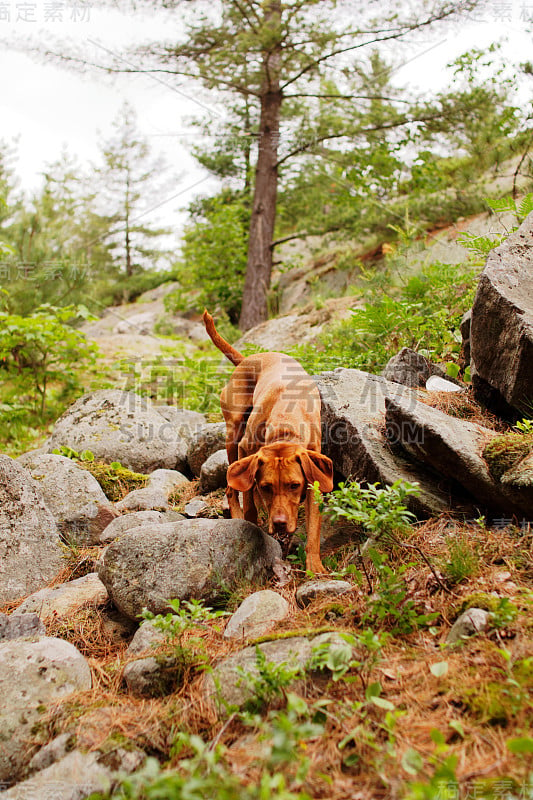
[80,461,148,502]
[483,432,533,481]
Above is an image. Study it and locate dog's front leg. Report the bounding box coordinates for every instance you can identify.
[226,487,244,519]
[242,489,258,526]
[304,486,325,573]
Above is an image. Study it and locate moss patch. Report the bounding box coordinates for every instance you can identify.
[80,461,148,501]
[483,432,533,481]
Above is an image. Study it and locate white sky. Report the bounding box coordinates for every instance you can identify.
[0,0,531,238]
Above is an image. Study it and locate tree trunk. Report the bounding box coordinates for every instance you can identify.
[238,2,282,332]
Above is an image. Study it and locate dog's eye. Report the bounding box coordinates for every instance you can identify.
[259,483,272,492]
[289,482,301,491]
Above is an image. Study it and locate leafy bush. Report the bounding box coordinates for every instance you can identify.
[0,303,97,417]
[166,193,249,323]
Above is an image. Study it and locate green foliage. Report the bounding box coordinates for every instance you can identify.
[362,550,439,635]
[516,418,533,435]
[141,599,226,683]
[0,303,97,417]
[298,259,478,375]
[315,479,420,542]
[105,737,311,800]
[236,647,305,713]
[166,192,249,323]
[442,535,480,586]
[307,629,386,684]
[457,193,533,262]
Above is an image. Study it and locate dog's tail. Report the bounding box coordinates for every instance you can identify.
[203,310,244,366]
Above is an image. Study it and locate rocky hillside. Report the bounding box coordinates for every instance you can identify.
[0,215,532,800]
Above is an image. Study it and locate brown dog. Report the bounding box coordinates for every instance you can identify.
[203,310,333,572]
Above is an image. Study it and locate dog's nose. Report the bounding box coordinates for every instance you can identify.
[272,513,288,532]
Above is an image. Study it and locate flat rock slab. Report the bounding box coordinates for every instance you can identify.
[471,211,533,416]
[0,637,92,783]
[205,632,346,712]
[316,369,462,515]
[2,750,111,800]
[296,579,352,608]
[98,518,282,620]
[385,394,533,517]
[13,573,108,621]
[46,389,188,473]
[0,456,64,605]
[16,453,116,545]
[224,590,290,640]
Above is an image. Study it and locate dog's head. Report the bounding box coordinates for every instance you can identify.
[226,443,333,535]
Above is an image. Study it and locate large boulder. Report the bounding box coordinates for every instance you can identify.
[316,369,460,515]
[46,390,188,473]
[16,453,116,545]
[0,637,92,783]
[470,211,533,416]
[384,394,533,517]
[0,456,64,605]
[98,518,282,620]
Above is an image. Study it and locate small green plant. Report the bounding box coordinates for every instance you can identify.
[307,629,387,686]
[490,597,519,630]
[315,479,420,544]
[141,599,226,681]
[236,647,306,713]
[515,418,533,435]
[442,535,480,585]
[362,549,439,635]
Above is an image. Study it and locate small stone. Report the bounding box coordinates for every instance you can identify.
[296,579,352,607]
[27,733,75,774]
[224,590,289,640]
[183,498,210,517]
[146,469,190,496]
[446,608,491,645]
[123,621,176,697]
[1,750,111,800]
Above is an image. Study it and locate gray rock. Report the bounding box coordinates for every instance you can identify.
[146,468,190,496]
[205,632,346,711]
[2,750,111,800]
[296,579,352,608]
[114,311,156,335]
[0,456,64,605]
[16,453,116,545]
[460,309,472,366]
[13,573,108,621]
[384,394,533,516]
[123,621,177,697]
[446,608,491,644]
[171,316,211,341]
[98,518,282,620]
[501,449,533,488]
[156,407,207,445]
[27,733,74,774]
[198,449,228,493]
[115,487,170,512]
[317,369,456,515]
[187,422,227,476]
[471,211,533,416]
[0,612,45,641]
[99,510,183,544]
[46,390,188,473]
[0,637,92,782]
[381,347,445,389]
[183,498,211,518]
[223,590,289,640]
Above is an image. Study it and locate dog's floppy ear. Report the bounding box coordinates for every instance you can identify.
[296,449,334,493]
[227,454,261,492]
